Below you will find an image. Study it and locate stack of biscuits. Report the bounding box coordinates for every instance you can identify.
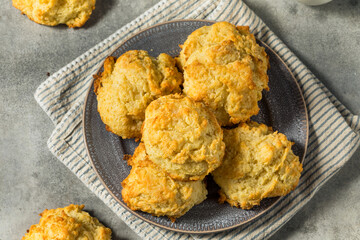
[94,22,303,220]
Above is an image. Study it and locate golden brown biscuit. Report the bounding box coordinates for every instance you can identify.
[121,143,207,220]
[212,122,303,209]
[179,22,269,126]
[13,0,96,28]
[22,204,111,240]
[142,94,225,181]
[178,22,268,73]
[94,51,183,139]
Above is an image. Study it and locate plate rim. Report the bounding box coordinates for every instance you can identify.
[82,19,309,234]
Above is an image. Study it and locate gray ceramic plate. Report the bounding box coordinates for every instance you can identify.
[83,20,308,234]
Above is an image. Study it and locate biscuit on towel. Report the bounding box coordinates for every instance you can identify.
[13,0,96,27]
[142,94,225,181]
[179,22,269,126]
[121,143,207,220]
[94,50,183,139]
[212,121,303,209]
[22,204,111,240]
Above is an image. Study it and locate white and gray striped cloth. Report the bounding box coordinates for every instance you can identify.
[34,0,360,239]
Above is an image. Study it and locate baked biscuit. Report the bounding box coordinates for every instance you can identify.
[13,0,96,28]
[179,22,269,126]
[178,22,268,73]
[121,143,207,220]
[22,204,111,240]
[142,94,225,181]
[94,50,183,139]
[212,122,302,209]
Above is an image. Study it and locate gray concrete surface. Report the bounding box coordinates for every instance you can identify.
[0,0,359,239]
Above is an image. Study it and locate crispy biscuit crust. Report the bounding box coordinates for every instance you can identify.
[212,122,303,209]
[22,204,112,240]
[179,22,269,126]
[94,50,183,139]
[121,143,207,219]
[142,95,225,181]
[13,0,96,28]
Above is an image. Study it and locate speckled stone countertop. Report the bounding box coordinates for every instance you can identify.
[1,0,359,239]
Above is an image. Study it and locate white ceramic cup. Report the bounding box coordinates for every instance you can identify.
[297,0,333,5]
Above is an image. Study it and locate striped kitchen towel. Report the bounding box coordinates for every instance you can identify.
[34,0,360,239]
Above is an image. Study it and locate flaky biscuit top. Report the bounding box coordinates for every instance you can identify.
[13,0,96,27]
[178,22,268,73]
[94,50,183,139]
[179,22,269,126]
[212,121,302,209]
[142,94,225,181]
[22,204,111,240]
[121,143,207,219]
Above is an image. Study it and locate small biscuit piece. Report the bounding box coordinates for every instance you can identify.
[212,122,303,209]
[94,50,183,139]
[121,143,207,219]
[179,22,269,126]
[142,95,225,181]
[13,0,96,28]
[22,204,112,240]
